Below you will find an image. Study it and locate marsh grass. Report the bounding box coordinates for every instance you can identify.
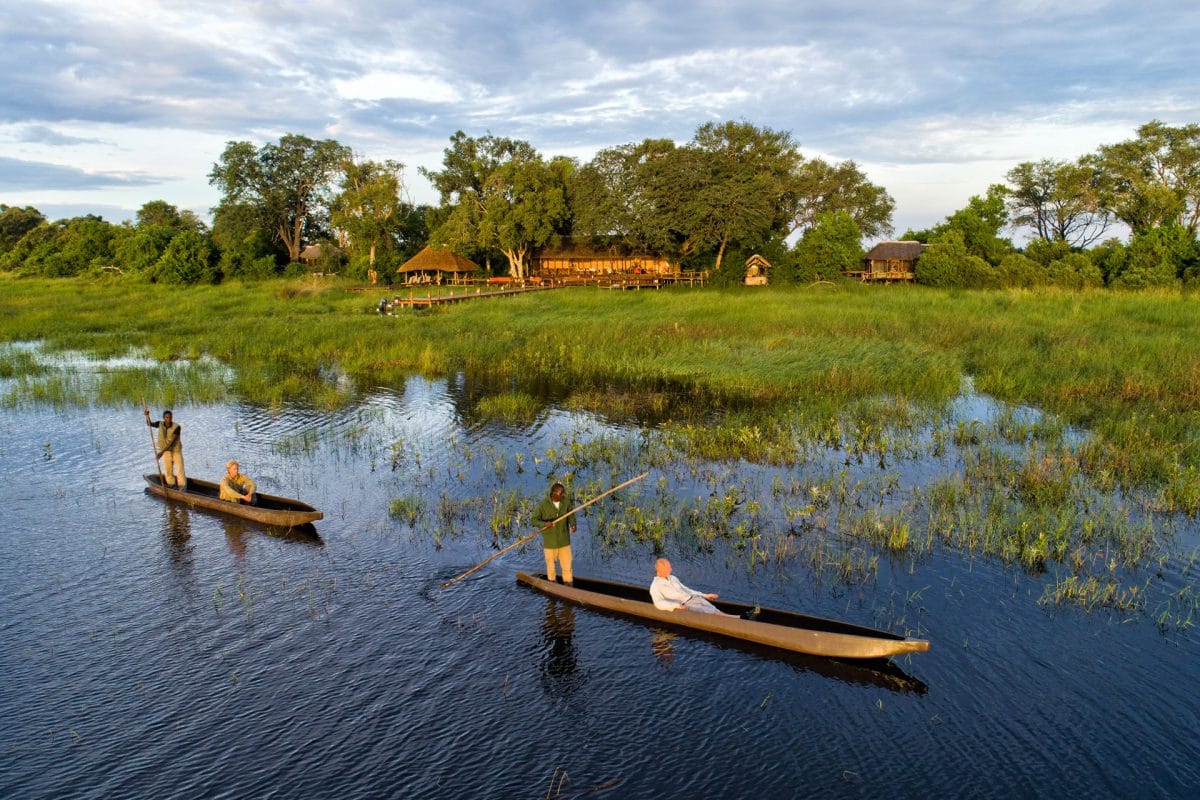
[475,392,540,424]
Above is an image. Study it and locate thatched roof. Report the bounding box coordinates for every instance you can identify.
[865,241,927,261]
[745,254,771,269]
[397,246,480,273]
[299,244,323,262]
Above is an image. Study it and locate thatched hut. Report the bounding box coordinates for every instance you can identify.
[397,246,480,284]
[854,241,926,282]
[744,254,770,286]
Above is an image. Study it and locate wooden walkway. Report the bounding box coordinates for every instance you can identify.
[386,284,563,309]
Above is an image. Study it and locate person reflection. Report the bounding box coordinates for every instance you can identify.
[650,629,678,669]
[222,516,249,559]
[163,503,194,578]
[539,598,582,701]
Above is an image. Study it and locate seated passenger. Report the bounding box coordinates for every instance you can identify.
[649,558,735,616]
[219,460,257,505]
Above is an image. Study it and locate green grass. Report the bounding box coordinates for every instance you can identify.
[2,274,1199,482]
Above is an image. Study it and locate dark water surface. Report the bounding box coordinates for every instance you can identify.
[2,378,1199,799]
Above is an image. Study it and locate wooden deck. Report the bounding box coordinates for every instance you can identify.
[385,284,563,309]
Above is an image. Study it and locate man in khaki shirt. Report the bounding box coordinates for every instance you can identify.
[145,408,186,489]
[219,461,257,504]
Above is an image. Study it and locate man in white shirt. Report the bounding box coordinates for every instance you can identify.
[649,558,736,616]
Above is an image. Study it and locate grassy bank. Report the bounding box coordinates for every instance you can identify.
[3,275,1197,472]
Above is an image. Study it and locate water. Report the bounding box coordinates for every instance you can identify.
[2,377,1199,799]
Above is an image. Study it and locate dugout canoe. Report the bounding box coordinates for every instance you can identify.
[144,474,323,527]
[516,572,930,660]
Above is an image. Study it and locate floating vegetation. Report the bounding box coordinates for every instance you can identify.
[388,496,425,526]
[475,391,540,424]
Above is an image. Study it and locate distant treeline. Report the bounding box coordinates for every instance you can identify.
[1,119,1197,288]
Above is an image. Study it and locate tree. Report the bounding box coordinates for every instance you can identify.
[1090,120,1200,234]
[475,155,572,279]
[679,121,799,272]
[423,132,568,279]
[1110,224,1193,288]
[914,230,1000,288]
[1006,159,1110,246]
[331,157,407,279]
[907,185,1013,264]
[1045,253,1103,289]
[156,229,215,285]
[0,205,45,252]
[792,211,864,281]
[209,134,350,262]
[782,158,894,239]
[211,202,283,280]
[572,138,682,254]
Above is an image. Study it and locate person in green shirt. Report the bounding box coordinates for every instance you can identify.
[534,481,576,585]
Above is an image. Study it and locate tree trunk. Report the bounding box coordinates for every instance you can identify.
[713,230,729,272]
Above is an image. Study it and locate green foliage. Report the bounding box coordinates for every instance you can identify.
[1090,120,1200,235]
[997,253,1047,288]
[1024,237,1071,266]
[156,230,216,285]
[208,134,351,261]
[1045,253,1103,289]
[1111,225,1193,289]
[783,158,894,239]
[792,211,863,281]
[915,230,1000,288]
[10,216,118,277]
[1005,159,1111,246]
[0,205,46,252]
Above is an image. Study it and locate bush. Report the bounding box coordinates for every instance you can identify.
[998,253,1047,288]
[915,230,1000,288]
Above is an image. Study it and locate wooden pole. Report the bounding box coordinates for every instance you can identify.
[142,398,166,487]
[440,471,650,589]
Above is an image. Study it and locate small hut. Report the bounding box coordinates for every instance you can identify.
[744,254,770,286]
[397,246,480,285]
[855,241,925,282]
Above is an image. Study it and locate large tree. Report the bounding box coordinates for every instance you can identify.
[782,158,894,239]
[675,121,800,271]
[0,205,46,252]
[1005,159,1110,247]
[331,157,407,277]
[208,134,350,262]
[1088,120,1200,235]
[423,132,568,279]
[571,138,682,254]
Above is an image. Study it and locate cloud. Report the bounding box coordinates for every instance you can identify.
[15,125,106,146]
[0,156,165,191]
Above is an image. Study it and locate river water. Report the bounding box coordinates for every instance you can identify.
[2,374,1198,799]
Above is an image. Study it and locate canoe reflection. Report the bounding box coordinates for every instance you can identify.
[539,599,585,701]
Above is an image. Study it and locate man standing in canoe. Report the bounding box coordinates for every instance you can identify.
[219,460,257,505]
[145,408,185,490]
[534,481,576,586]
[650,558,737,617]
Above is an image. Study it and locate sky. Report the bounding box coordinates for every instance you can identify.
[1,0,1197,238]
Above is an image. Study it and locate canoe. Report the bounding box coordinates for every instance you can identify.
[144,474,323,527]
[516,572,930,660]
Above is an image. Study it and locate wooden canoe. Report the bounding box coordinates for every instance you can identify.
[516,572,930,660]
[144,474,323,527]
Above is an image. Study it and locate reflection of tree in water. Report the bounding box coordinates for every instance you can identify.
[539,599,585,702]
[650,628,677,669]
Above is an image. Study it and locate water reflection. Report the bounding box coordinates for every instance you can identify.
[650,629,678,668]
[222,517,250,559]
[162,503,195,582]
[539,599,584,701]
